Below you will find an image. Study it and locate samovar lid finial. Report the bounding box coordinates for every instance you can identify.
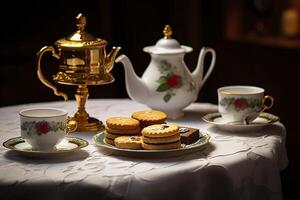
[55,13,107,48]
[76,13,86,33]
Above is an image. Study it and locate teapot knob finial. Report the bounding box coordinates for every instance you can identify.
[76,13,86,32]
[163,25,173,39]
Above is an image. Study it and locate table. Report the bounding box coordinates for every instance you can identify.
[0,99,288,200]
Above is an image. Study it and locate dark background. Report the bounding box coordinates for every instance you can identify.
[0,0,299,198]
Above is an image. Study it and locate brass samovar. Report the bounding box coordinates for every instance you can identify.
[37,13,121,132]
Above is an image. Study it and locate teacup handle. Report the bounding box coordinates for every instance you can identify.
[37,45,68,101]
[261,95,275,112]
[243,95,274,124]
[65,117,77,133]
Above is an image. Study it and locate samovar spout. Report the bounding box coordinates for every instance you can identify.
[104,46,121,73]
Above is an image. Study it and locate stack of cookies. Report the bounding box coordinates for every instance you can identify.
[105,117,141,146]
[131,110,167,128]
[141,124,181,150]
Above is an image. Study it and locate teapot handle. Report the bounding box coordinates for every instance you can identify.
[37,46,68,101]
[200,47,216,86]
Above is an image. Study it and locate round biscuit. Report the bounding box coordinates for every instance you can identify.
[140,120,166,128]
[142,124,179,138]
[132,110,167,123]
[105,131,138,140]
[104,137,115,146]
[106,117,140,129]
[142,140,181,150]
[142,133,180,144]
[106,126,141,134]
[115,136,142,150]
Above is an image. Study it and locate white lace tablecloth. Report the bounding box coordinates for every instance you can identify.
[0,99,288,200]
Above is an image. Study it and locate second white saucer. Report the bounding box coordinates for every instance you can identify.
[202,112,279,132]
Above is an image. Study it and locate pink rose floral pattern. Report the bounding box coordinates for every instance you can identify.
[35,121,49,134]
[234,98,248,110]
[156,60,195,102]
[166,74,181,88]
[21,121,65,135]
[219,97,261,111]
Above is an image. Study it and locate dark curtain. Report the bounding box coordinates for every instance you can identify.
[0,0,207,105]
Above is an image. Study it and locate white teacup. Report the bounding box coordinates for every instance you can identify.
[20,108,76,150]
[218,86,274,124]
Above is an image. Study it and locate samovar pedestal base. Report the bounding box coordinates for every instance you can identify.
[69,84,105,133]
[70,116,104,132]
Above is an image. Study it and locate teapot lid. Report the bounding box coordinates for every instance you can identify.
[143,25,193,55]
[55,13,107,49]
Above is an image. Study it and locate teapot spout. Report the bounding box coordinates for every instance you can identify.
[105,46,121,73]
[192,47,216,91]
[116,55,149,104]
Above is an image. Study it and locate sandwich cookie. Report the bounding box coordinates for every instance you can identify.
[141,124,181,150]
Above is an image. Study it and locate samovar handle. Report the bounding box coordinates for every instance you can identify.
[37,46,68,101]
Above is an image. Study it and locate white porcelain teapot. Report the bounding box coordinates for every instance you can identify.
[116,25,216,119]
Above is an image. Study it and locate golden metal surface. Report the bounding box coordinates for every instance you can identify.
[53,72,115,85]
[37,46,68,101]
[36,13,120,132]
[76,13,86,32]
[163,25,173,39]
[66,117,78,133]
[105,47,122,73]
[70,85,104,132]
[55,13,107,48]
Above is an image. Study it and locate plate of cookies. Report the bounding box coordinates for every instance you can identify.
[93,110,210,157]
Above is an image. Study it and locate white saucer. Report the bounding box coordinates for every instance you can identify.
[3,136,88,156]
[202,112,279,132]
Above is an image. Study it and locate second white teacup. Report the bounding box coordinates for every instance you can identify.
[218,86,274,124]
[20,107,76,150]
